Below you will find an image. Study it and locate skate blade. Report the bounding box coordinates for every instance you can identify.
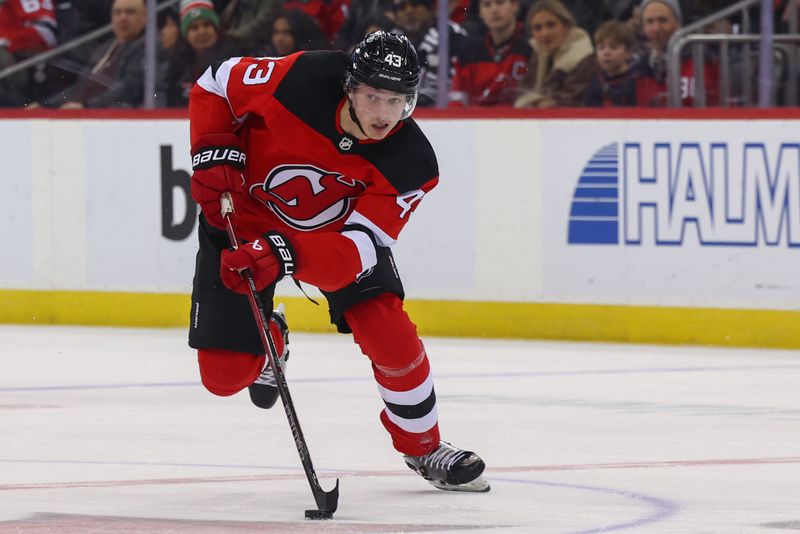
[429,475,491,493]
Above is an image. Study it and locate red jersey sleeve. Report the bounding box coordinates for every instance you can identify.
[0,0,57,54]
[189,53,303,146]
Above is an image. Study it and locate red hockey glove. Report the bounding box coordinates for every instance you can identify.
[220,231,297,294]
[190,133,247,230]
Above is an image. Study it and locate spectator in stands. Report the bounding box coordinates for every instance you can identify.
[0,0,57,106]
[36,0,146,108]
[266,9,330,56]
[283,0,348,44]
[160,0,241,107]
[584,20,638,106]
[450,0,531,106]
[514,0,596,107]
[219,0,281,54]
[334,0,394,52]
[635,0,719,106]
[159,6,182,53]
[392,0,468,106]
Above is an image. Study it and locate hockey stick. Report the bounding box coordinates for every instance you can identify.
[220,193,340,519]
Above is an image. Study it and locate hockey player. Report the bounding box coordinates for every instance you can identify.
[187,31,489,493]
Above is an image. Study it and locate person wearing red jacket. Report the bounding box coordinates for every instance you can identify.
[282,0,346,43]
[450,0,531,106]
[0,0,56,106]
[635,0,719,107]
[0,0,57,55]
[187,31,490,493]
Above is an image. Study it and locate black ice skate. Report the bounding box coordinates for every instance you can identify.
[404,441,490,492]
[248,304,289,409]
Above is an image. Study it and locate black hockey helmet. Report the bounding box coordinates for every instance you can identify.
[344,31,420,118]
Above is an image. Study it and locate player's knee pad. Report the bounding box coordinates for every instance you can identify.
[197,348,265,397]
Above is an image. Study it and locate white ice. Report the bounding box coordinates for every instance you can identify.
[1,324,799,533]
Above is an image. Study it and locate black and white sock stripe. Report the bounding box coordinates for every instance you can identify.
[378,373,438,434]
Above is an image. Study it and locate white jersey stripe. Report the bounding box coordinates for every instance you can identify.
[342,229,377,276]
[32,22,57,48]
[197,67,225,98]
[344,210,395,247]
[196,58,248,121]
[377,373,434,406]
[384,406,438,434]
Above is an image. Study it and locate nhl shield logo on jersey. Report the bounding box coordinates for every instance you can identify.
[250,164,366,230]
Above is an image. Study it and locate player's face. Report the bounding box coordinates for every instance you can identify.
[349,85,407,140]
[529,10,568,56]
[186,19,219,51]
[479,0,517,35]
[596,39,631,76]
[272,17,296,56]
[112,0,147,43]
[642,2,679,52]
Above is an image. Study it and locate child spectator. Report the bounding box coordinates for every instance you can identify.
[584,19,637,107]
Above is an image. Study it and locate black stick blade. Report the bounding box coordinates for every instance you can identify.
[314,478,340,514]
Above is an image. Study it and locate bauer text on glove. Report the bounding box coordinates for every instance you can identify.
[190,133,247,230]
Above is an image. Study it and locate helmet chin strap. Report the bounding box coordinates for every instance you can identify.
[347,95,369,138]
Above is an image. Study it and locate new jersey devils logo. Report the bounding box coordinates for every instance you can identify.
[250,164,366,230]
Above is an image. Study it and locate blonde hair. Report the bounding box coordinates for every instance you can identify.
[526,0,575,33]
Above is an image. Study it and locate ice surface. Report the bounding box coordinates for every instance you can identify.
[1,324,799,533]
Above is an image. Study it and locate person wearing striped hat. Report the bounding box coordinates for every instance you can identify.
[180,0,220,37]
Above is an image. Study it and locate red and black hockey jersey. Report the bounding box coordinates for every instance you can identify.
[450,23,531,106]
[282,0,347,41]
[190,51,439,291]
[0,0,56,54]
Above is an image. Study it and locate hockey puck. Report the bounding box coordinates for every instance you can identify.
[305,509,334,520]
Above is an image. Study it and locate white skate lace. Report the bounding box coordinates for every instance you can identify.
[422,443,467,471]
[253,365,277,387]
[253,353,286,388]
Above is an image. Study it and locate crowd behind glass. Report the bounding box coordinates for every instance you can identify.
[0,0,796,109]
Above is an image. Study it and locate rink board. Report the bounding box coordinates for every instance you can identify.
[1,110,799,347]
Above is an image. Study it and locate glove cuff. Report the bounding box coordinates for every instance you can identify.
[264,231,297,279]
[191,133,246,171]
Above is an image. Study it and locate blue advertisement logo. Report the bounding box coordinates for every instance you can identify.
[568,143,619,244]
[568,142,800,247]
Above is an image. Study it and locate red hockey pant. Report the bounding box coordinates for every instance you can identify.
[197,293,439,457]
